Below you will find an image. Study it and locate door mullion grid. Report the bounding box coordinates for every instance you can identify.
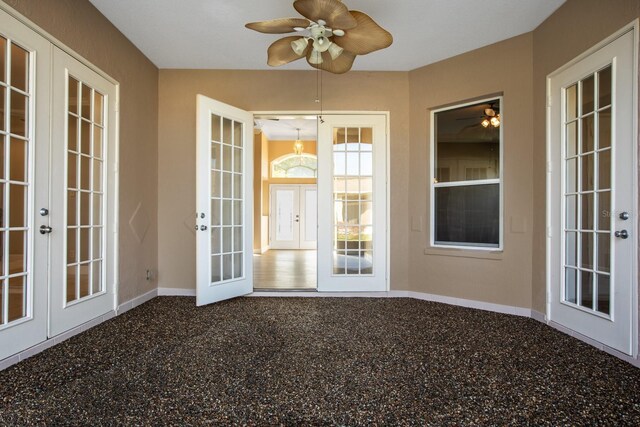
[592,72,600,311]
[357,127,362,273]
[1,38,12,325]
[88,87,94,297]
[576,78,583,306]
[230,122,234,280]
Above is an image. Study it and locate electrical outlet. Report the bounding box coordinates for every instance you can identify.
[146,269,154,281]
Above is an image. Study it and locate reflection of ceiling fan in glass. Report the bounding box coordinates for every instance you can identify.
[481,107,501,128]
[245,0,393,74]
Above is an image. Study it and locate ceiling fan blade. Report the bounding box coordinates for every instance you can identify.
[268,36,310,67]
[333,11,393,55]
[245,18,310,34]
[293,0,357,30]
[306,49,356,74]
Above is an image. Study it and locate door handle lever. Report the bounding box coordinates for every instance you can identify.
[39,225,53,235]
[614,230,629,239]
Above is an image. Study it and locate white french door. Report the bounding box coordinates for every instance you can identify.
[317,115,387,292]
[0,9,117,361]
[196,95,253,306]
[0,8,50,361]
[548,29,636,355]
[270,184,317,250]
[49,48,117,337]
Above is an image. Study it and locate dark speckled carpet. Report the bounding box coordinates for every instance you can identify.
[1,297,639,425]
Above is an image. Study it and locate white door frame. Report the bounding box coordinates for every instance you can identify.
[545,20,639,357]
[0,2,120,361]
[253,111,391,292]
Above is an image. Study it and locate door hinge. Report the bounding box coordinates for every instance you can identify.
[114,101,120,113]
[547,226,552,238]
[547,161,552,173]
[547,95,552,108]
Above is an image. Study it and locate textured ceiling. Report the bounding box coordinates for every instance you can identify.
[255,117,317,141]
[89,0,565,71]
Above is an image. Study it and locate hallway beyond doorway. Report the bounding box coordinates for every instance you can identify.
[253,250,316,290]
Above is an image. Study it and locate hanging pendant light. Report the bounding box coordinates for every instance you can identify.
[293,128,304,155]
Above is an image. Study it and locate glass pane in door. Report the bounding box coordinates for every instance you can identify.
[210,114,243,283]
[563,65,612,315]
[332,127,373,275]
[65,75,105,303]
[0,39,31,326]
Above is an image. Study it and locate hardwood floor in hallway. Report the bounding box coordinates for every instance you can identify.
[253,250,317,290]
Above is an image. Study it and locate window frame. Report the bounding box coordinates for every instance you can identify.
[429,95,504,251]
[270,153,318,178]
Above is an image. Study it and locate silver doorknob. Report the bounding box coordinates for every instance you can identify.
[39,225,53,235]
[200,225,208,231]
[615,230,629,239]
[619,212,630,220]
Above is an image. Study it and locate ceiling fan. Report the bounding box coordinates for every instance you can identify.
[245,0,393,74]
[456,103,501,129]
[480,106,501,128]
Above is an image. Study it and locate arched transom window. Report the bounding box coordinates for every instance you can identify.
[271,153,317,178]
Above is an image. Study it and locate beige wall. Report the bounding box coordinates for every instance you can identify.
[6,0,160,303]
[531,0,640,314]
[158,70,410,291]
[407,34,535,308]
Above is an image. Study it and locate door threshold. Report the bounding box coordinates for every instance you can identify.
[252,288,317,292]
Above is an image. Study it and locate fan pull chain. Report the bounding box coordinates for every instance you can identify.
[316,67,324,124]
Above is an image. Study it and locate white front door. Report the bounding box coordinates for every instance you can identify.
[270,184,317,250]
[317,115,387,292]
[196,95,253,305]
[548,29,636,355]
[49,48,117,337]
[0,8,50,361]
[270,185,299,249]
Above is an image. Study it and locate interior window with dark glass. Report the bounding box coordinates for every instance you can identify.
[433,99,501,247]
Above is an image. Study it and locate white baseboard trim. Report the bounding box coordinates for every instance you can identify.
[3,287,637,371]
[403,291,531,317]
[247,290,528,317]
[531,310,547,323]
[249,291,396,298]
[0,289,159,371]
[546,320,640,368]
[157,287,197,297]
[116,289,158,315]
[0,310,117,371]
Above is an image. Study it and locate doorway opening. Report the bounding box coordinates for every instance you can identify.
[252,115,318,291]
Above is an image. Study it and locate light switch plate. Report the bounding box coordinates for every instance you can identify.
[411,216,423,232]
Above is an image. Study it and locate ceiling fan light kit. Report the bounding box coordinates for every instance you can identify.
[481,107,501,128]
[246,0,393,74]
